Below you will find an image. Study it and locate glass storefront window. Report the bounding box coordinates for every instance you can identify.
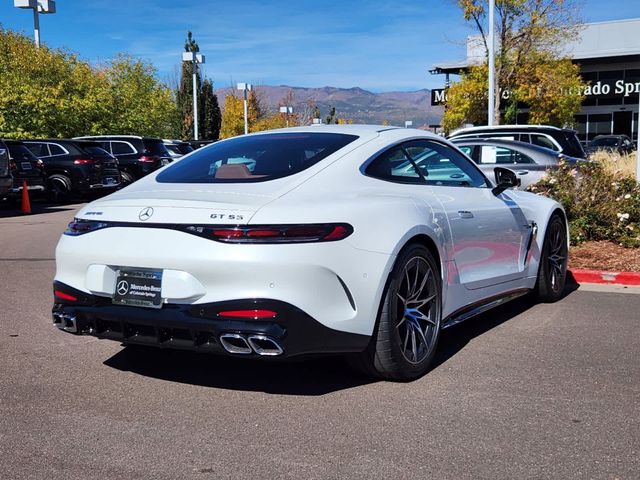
[588,114,612,141]
[597,70,624,106]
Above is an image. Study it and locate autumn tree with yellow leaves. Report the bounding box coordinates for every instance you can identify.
[443,0,586,131]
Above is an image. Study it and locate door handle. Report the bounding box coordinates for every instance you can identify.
[458,210,474,219]
[516,170,529,175]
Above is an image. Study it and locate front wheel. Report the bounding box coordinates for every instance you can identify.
[535,214,568,302]
[349,244,442,381]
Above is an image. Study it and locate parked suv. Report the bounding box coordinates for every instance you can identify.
[4,140,47,197]
[73,135,172,183]
[0,140,12,198]
[587,135,634,155]
[163,139,194,159]
[23,139,121,200]
[448,125,586,159]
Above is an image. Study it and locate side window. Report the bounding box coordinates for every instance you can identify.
[531,134,558,151]
[26,143,49,157]
[518,133,531,143]
[405,140,488,188]
[365,146,423,183]
[457,145,475,160]
[111,141,135,155]
[48,143,66,156]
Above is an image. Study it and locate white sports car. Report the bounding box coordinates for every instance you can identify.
[53,125,568,380]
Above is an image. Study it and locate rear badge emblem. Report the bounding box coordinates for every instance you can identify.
[116,280,129,296]
[139,207,154,221]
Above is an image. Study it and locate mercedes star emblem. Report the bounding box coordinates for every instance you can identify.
[139,207,154,221]
[116,280,129,296]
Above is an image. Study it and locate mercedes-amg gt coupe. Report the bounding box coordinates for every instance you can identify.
[53,125,568,380]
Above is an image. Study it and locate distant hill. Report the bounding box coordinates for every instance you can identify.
[213,85,443,128]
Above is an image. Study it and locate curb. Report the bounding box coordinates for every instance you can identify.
[569,269,640,286]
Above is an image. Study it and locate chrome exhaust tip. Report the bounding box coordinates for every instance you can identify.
[53,312,78,333]
[219,333,252,355]
[247,335,284,356]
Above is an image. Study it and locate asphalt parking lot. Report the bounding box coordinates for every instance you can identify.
[1,202,639,479]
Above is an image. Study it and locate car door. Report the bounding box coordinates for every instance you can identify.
[406,140,530,289]
[475,145,546,189]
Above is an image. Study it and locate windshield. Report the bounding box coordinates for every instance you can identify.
[156,133,359,183]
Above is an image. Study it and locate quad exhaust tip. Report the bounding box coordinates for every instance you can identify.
[52,312,78,333]
[219,333,283,356]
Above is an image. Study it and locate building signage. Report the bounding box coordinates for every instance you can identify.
[430,80,640,106]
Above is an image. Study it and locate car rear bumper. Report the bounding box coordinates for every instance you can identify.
[52,281,370,358]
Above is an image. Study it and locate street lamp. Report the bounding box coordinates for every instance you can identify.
[237,83,253,135]
[14,0,56,48]
[404,120,413,128]
[488,0,496,126]
[279,106,293,127]
[182,51,205,140]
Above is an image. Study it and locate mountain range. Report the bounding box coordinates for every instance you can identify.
[213,85,443,128]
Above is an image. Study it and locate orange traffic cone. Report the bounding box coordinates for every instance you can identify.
[21,179,31,215]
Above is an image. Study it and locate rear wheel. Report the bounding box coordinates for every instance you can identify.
[349,244,442,381]
[47,174,72,203]
[535,214,568,302]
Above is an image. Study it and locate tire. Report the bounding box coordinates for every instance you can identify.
[349,244,442,381]
[47,174,72,203]
[534,214,568,303]
[120,171,135,185]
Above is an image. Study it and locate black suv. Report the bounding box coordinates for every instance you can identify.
[0,140,12,198]
[4,140,47,198]
[23,139,122,200]
[587,135,635,156]
[448,125,586,159]
[74,136,172,183]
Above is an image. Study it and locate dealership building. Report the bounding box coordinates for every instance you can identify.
[430,18,640,144]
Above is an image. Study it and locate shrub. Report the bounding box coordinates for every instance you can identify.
[528,155,640,247]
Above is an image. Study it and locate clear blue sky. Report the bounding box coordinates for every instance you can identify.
[0,0,638,92]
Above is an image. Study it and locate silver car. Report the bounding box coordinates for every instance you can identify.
[451,138,581,189]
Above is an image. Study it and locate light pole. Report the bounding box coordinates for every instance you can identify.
[14,0,56,48]
[404,120,413,128]
[182,51,205,140]
[237,83,253,134]
[488,0,496,126]
[279,106,293,127]
[637,95,640,181]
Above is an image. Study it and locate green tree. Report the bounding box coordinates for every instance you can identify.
[443,0,586,130]
[202,79,221,140]
[0,27,178,139]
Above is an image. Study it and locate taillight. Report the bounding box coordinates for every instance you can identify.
[54,290,77,302]
[185,223,353,244]
[139,155,159,163]
[74,159,96,165]
[218,309,277,319]
[64,218,109,236]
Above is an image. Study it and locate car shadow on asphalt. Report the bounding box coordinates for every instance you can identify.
[104,347,375,395]
[104,287,578,395]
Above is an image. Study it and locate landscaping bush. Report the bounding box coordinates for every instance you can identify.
[528,154,640,247]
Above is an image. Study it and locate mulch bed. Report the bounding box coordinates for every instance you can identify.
[569,241,640,272]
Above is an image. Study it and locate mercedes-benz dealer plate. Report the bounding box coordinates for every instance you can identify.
[112,269,163,308]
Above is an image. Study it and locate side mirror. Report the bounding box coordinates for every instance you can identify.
[492,167,520,195]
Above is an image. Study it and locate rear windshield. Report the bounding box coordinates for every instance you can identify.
[177,143,194,154]
[156,133,359,183]
[7,143,39,162]
[80,142,112,156]
[591,137,619,147]
[563,131,585,156]
[143,139,171,156]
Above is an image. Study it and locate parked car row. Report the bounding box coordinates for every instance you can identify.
[1,135,197,204]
